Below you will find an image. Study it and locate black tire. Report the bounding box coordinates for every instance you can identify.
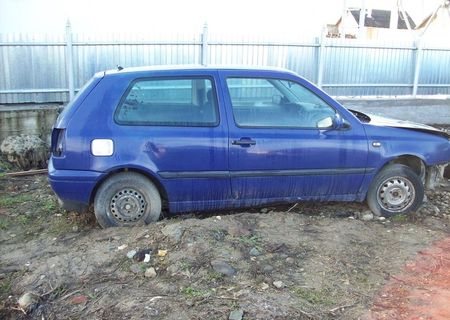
[94,172,161,228]
[367,164,424,217]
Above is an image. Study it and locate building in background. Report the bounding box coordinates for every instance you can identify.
[416,0,450,43]
[326,0,447,41]
[327,7,416,39]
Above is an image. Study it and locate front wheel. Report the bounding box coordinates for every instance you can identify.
[367,164,424,217]
[94,172,161,228]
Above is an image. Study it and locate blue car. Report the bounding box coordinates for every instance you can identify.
[48,66,450,228]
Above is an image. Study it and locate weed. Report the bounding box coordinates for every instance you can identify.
[391,214,408,222]
[47,284,68,300]
[0,279,11,299]
[48,216,74,236]
[237,234,261,247]
[206,270,224,282]
[41,198,57,214]
[293,287,333,305]
[181,286,209,298]
[0,194,33,208]
[17,215,32,225]
[180,260,192,272]
[118,258,133,272]
[0,218,9,230]
[84,290,97,299]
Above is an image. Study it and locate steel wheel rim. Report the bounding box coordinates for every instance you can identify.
[109,188,147,223]
[376,176,415,213]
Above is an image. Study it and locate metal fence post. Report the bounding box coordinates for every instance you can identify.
[201,23,209,66]
[316,31,326,89]
[412,39,423,97]
[65,20,75,101]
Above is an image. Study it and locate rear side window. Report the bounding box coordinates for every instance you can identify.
[115,77,218,126]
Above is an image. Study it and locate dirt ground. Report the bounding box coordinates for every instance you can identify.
[1,175,450,320]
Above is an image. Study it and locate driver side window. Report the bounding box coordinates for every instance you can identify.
[226,77,336,129]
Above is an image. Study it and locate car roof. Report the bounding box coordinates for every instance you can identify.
[104,64,296,76]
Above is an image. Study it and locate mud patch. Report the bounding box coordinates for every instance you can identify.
[365,237,450,320]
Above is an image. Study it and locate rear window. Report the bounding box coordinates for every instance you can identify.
[115,77,218,126]
[56,76,100,125]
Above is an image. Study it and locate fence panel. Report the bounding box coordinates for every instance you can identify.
[0,33,68,103]
[418,47,450,95]
[322,39,416,96]
[1,27,450,104]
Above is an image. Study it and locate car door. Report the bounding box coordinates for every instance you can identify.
[219,70,369,203]
[110,71,231,212]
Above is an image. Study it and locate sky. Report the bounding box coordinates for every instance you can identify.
[0,0,443,38]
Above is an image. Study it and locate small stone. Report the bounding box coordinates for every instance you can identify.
[144,254,151,263]
[126,250,137,259]
[145,267,157,278]
[273,280,284,288]
[359,211,374,221]
[285,257,295,264]
[211,260,236,276]
[130,264,143,274]
[249,247,261,256]
[432,206,441,215]
[227,225,251,237]
[166,264,179,275]
[117,244,128,251]
[260,208,269,213]
[161,225,184,243]
[18,292,38,311]
[262,265,274,273]
[72,225,79,232]
[229,309,244,320]
[260,282,269,290]
[378,217,386,221]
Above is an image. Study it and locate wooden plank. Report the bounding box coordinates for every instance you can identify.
[4,169,48,177]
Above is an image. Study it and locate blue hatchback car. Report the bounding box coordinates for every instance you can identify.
[49,66,450,228]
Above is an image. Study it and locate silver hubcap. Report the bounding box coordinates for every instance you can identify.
[110,188,147,222]
[377,176,415,212]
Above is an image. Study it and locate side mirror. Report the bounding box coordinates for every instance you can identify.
[332,113,344,129]
[316,113,347,130]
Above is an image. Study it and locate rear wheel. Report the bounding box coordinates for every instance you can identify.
[94,172,161,228]
[367,164,424,217]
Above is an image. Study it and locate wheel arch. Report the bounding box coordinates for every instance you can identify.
[378,154,427,181]
[90,165,169,210]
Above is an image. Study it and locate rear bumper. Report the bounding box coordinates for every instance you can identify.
[48,158,105,212]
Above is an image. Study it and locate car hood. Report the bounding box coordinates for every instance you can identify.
[349,109,450,139]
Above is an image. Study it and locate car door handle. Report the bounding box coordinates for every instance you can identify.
[232,138,256,146]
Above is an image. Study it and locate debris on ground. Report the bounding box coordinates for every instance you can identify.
[17,292,38,313]
[0,175,450,319]
[0,135,49,170]
[144,267,157,278]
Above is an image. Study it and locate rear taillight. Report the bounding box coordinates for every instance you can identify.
[52,129,66,157]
